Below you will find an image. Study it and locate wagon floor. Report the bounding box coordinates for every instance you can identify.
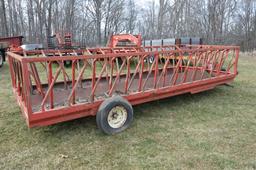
[30,69,211,112]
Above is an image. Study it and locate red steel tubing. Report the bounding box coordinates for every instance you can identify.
[6,45,240,127]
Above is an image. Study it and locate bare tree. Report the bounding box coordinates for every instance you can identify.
[157,0,168,38]
[0,0,255,51]
[125,0,137,34]
[236,0,256,50]
[90,0,104,45]
[0,0,8,36]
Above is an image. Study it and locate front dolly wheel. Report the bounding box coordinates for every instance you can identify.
[96,96,133,135]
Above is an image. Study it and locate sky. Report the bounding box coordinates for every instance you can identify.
[135,0,159,8]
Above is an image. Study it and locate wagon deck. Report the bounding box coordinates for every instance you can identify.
[30,68,212,113]
[7,45,239,132]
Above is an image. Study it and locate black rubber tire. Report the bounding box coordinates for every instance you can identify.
[0,53,3,68]
[96,96,133,135]
[221,68,227,71]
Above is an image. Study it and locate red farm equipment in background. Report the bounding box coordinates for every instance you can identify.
[48,32,78,49]
[107,34,142,48]
[0,36,23,67]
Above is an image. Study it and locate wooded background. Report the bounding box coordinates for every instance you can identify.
[0,0,255,51]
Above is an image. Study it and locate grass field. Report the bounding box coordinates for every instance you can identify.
[0,53,255,169]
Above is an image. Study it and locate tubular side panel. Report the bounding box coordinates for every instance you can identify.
[7,45,240,127]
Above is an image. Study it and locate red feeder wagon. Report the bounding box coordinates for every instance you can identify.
[7,44,239,134]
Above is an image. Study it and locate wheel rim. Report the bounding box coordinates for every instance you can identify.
[107,105,128,128]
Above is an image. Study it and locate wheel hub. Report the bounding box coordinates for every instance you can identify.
[107,106,128,128]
